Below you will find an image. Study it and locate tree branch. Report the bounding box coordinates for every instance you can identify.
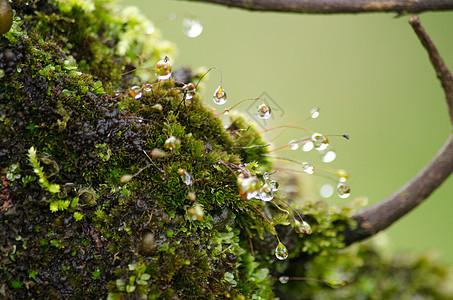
[343,16,453,245]
[185,0,453,14]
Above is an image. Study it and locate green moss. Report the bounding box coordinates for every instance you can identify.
[0,0,452,299]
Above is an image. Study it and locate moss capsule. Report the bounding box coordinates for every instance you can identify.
[0,0,12,35]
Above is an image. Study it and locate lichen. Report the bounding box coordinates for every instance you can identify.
[1,1,452,299]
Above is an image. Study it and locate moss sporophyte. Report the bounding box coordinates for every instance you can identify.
[13,1,453,299]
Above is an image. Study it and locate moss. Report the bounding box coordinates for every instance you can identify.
[1,0,452,299]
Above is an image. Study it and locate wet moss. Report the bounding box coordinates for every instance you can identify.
[1,1,452,299]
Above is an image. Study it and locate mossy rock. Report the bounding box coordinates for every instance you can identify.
[1,1,452,299]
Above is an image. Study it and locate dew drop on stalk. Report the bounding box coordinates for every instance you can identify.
[182,17,203,38]
[143,84,153,92]
[275,242,288,260]
[310,107,320,119]
[237,174,259,200]
[301,140,314,152]
[120,174,133,183]
[213,85,227,105]
[311,133,329,151]
[289,140,299,150]
[300,220,311,234]
[152,104,163,111]
[129,85,142,100]
[257,103,271,120]
[258,182,274,201]
[294,220,311,234]
[177,168,193,186]
[322,150,336,163]
[337,182,351,198]
[269,180,279,192]
[320,183,334,198]
[155,57,172,80]
[188,202,204,221]
[301,162,314,175]
[279,276,289,284]
[164,136,180,151]
[183,82,196,100]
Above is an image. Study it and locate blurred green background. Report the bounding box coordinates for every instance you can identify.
[126,0,453,264]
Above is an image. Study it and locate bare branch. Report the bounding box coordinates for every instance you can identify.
[409,16,453,124]
[185,0,453,14]
[344,16,453,245]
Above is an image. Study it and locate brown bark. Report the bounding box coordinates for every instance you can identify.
[343,16,453,244]
[185,0,453,14]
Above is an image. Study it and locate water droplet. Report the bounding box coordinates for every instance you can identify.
[311,133,329,151]
[279,276,289,284]
[143,84,153,92]
[152,104,163,111]
[188,191,196,201]
[301,140,314,152]
[164,136,180,151]
[237,174,259,200]
[288,140,299,150]
[310,107,320,119]
[294,220,311,234]
[150,148,168,158]
[213,85,227,105]
[269,180,279,192]
[275,242,288,260]
[257,103,271,120]
[188,202,204,221]
[155,57,171,80]
[168,13,176,21]
[145,26,155,35]
[337,183,351,199]
[258,182,274,201]
[120,174,133,183]
[320,183,334,198]
[178,168,193,186]
[129,86,142,100]
[322,150,336,163]
[336,169,349,182]
[183,83,196,100]
[301,162,314,175]
[300,220,311,234]
[182,17,203,38]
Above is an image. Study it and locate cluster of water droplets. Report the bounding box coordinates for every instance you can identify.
[319,169,351,199]
[238,171,280,202]
[127,83,153,100]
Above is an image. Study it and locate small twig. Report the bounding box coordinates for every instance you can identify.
[343,16,453,245]
[409,15,453,124]
[184,0,453,14]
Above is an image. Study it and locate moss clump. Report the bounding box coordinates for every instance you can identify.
[1,1,452,299]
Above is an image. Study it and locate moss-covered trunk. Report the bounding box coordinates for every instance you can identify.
[1,1,452,299]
